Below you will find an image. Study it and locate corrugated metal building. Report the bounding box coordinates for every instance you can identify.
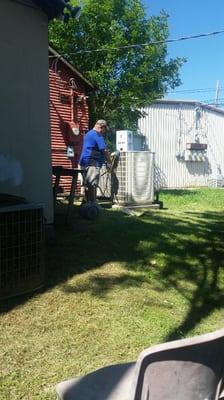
[49,46,94,193]
[138,100,224,188]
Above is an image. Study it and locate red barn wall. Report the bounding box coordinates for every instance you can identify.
[49,58,90,194]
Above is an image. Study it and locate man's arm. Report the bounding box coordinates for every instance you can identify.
[103,149,112,164]
[95,134,111,165]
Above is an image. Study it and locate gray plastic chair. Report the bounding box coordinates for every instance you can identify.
[55,328,224,400]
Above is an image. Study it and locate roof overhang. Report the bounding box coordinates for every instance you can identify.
[33,0,67,20]
[49,46,94,90]
[153,99,224,115]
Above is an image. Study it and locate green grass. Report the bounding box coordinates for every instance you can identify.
[1,188,224,399]
[160,187,224,211]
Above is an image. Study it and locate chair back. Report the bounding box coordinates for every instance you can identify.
[130,329,224,400]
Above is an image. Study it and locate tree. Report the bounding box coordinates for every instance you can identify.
[49,0,184,137]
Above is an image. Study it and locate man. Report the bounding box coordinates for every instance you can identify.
[79,119,111,202]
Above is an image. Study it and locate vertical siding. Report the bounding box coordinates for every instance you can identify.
[206,110,224,178]
[139,102,224,188]
[49,59,89,193]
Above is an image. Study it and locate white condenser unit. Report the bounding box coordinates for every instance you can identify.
[115,151,155,205]
[116,130,145,152]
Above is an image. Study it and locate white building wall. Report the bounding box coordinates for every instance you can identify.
[0,0,53,223]
[139,101,224,188]
[206,110,224,178]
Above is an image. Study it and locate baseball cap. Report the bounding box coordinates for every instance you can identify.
[96,119,107,127]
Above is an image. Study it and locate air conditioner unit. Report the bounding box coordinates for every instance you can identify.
[115,151,155,205]
[0,204,45,299]
[116,130,145,152]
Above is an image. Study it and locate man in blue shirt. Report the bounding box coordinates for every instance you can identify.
[79,119,111,202]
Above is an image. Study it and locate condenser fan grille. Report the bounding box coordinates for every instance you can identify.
[0,204,45,299]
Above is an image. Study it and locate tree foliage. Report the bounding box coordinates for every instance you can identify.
[49,0,184,134]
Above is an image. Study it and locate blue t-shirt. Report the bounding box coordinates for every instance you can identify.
[79,129,106,167]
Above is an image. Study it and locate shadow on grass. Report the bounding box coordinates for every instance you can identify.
[164,210,224,340]
[62,272,151,297]
[1,203,224,342]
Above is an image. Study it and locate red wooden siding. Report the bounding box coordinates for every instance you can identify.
[49,58,90,194]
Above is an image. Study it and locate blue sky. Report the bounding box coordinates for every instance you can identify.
[142,0,224,105]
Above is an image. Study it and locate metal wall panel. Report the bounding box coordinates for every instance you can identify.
[49,61,89,194]
[139,101,224,188]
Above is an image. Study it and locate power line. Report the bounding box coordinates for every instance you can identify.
[168,87,224,94]
[204,97,224,103]
[208,103,224,104]
[49,28,224,57]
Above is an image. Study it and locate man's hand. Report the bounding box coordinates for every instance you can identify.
[103,149,112,164]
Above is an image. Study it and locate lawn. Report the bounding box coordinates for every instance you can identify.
[1,188,224,399]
